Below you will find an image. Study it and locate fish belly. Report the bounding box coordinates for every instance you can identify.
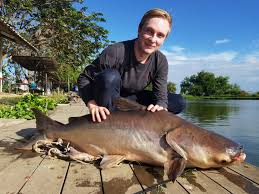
[59,127,168,166]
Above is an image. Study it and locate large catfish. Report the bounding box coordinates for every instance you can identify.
[31,98,246,181]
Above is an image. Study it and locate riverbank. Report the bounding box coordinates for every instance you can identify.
[184,95,259,100]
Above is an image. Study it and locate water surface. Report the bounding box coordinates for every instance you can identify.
[180,100,259,167]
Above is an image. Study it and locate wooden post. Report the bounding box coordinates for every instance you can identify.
[0,36,3,93]
[67,76,70,92]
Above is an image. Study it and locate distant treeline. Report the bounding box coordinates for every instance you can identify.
[180,71,259,98]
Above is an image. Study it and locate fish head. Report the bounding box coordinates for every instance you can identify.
[189,131,246,168]
[166,126,246,169]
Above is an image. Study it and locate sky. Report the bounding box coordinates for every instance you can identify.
[79,0,259,92]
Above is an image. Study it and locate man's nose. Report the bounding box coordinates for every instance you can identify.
[149,35,157,43]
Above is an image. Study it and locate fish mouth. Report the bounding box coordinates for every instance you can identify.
[226,145,246,163]
[233,152,246,162]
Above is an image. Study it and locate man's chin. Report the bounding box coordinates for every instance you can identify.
[143,48,156,54]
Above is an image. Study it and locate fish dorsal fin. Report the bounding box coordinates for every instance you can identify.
[113,97,146,111]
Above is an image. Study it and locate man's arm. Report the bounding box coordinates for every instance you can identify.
[150,55,168,111]
[77,44,120,121]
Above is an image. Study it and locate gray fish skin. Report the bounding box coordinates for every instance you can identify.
[32,103,246,181]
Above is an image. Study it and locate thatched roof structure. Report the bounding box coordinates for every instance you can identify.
[12,56,58,71]
[0,18,38,52]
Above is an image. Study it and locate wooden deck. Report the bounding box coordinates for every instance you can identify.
[0,103,259,194]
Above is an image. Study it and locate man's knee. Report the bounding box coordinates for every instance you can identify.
[95,69,121,89]
[168,94,186,114]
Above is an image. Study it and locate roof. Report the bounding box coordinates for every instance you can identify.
[12,56,58,72]
[0,18,38,52]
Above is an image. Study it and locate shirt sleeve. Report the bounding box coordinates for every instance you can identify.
[77,45,119,103]
[152,55,168,108]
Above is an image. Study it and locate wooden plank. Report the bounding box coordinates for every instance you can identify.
[0,135,23,172]
[62,162,102,194]
[131,164,188,194]
[0,149,21,171]
[0,120,37,172]
[19,156,69,194]
[0,120,36,140]
[202,168,259,194]
[101,163,143,194]
[0,152,44,194]
[0,118,26,129]
[50,103,88,123]
[176,169,230,194]
[228,163,259,184]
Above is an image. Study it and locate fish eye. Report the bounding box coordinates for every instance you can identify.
[221,159,227,164]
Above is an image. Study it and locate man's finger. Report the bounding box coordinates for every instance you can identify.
[147,104,154,111]
[103,108,110,115]
[151,105,159,112]
[99,109,107,120]
[91,108,96,122]
[95,109,102,122]
[157,106,164,111]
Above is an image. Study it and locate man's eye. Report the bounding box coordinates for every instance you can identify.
[158,34,165,38]
[145,29,153,35]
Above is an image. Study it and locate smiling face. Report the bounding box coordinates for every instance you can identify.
[136,17,170,57]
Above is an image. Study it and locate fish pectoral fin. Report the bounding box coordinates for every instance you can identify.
[164,157,187,182]
[166,132,187,160]
[100,155,126,169]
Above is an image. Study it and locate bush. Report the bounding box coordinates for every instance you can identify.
[0,94,62,119]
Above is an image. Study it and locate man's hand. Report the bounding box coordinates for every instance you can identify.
[147,104,168,112]
[87,100,110,122]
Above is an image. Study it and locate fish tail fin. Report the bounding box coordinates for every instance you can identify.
[32,108,64,138]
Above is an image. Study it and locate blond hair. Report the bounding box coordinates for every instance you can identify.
[138,8,172,34]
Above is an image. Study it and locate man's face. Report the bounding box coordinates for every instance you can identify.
[138,17,170,55]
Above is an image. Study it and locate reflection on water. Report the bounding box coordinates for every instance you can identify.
[182,100,240,127]
[180,100,259,167]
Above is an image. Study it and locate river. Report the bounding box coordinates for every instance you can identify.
[180,100,259,167]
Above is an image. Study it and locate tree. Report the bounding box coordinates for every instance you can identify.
[145,81,177,93]
[180,71,241,96]
[1,0,109,86]
[167,81,176,93]
[228,84,241,96]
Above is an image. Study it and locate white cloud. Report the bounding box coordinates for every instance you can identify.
[162,47,259,92]
[244,52,259,64]
[169,46,185,53]
[215,38,231,44]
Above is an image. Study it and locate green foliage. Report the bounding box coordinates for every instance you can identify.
[0,96,21,105]
[145,83,152,91]
[167,81,176,93]
[47,92,69,104]
[1,0,110,86]
[180,71,242,96]
[0,94,58,119]
[145,81,177,93]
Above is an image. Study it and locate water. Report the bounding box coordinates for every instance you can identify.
[179,100,259,167]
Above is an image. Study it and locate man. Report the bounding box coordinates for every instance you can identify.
[78,8,185,122]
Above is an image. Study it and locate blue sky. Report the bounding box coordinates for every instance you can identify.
[80,0,259,92]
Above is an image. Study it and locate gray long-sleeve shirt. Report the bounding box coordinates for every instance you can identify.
[77,39,168,108]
